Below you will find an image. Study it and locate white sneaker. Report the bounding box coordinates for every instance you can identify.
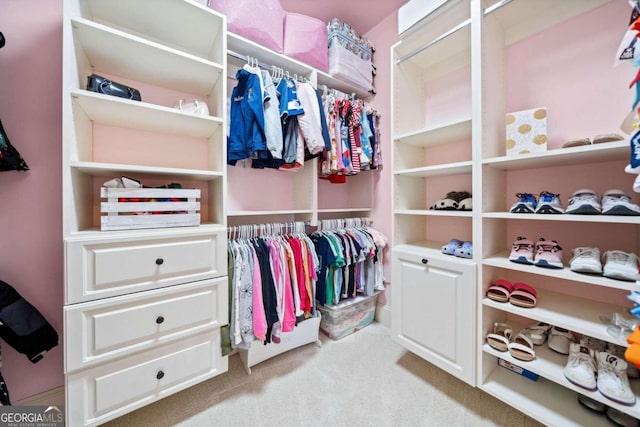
[565,189,602,215]
[548,326,575,355]
[601,189,640,216]
[596,351,636,405]
[607,342,640,379]
[564,342,597,390]
[570,247,603,274]
[602,250,640,282]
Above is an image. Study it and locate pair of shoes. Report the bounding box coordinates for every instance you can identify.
[441,239,472,258]
[571,248,640,281]
[430,191,472,211]
[565,337,636,405]
[566,189,640,216]
[561,133,625,148]
[486,279,537,308]
[577,395,640,426]
[509,237,564,269]
[486,322,535,361]
[509,191,564,214]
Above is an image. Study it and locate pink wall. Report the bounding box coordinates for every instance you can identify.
[0,0,64,402]
[365,13,400,305]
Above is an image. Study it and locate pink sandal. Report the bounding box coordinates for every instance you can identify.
[486,279,514,303]
[509,282,537,308]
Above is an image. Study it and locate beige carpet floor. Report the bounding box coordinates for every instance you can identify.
[105,323,544,427]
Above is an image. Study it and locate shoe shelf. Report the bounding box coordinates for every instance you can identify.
[481,365,619,427]
[79,0,225,62]
[483,212,640,225]
[72,18,224,96]
[395,209,473,218]
[483,253,640,293]
[70,89,224,139]
[482,342,640,419]
[482,140,628,171]
[482,290,630,348]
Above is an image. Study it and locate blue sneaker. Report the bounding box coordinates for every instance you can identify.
[535,191,564,214]
[510,193,537,213]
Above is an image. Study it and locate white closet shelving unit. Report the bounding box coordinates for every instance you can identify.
[224,31,376,373]
[393,0,640,425]
[391,0,476,387]
[62,1,229,425]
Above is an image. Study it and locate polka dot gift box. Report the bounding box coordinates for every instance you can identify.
[505,107,548,156]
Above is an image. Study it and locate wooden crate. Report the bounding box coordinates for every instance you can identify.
[100,187,200,231]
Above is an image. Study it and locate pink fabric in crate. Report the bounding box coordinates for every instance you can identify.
[209,0,285,53]
[283,13,328,72]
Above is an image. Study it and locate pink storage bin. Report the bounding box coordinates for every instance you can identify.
[283,13,328,72]
[209,0,285,53]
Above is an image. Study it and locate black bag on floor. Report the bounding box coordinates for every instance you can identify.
[0,280,58,363]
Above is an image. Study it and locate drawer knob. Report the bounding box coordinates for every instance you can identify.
[156,316,165,325]
[421,258,428,264]
[155,258,164,266]
[156,370,164,380]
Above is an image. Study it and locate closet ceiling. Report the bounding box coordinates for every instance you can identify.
[280,0,408,34]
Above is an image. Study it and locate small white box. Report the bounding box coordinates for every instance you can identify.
[506,107,548,156]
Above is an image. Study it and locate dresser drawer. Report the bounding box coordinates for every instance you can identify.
[65,229,226,304]
[64,277,228,373]
[66,330,227,427]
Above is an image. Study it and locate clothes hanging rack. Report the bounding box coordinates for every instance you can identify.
[317,216,371,232]
[319,84,356,101]
[395,0,513,65]
[227,49,310,83]
[227,221,307,240]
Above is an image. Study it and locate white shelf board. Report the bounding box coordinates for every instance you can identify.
[66,222,226,241]
[72,17,223,95]
[490,0,611,47]
[395,161,472,177]
[482,141,628,171]
[71,89,223,138]
[481,366,614,427]
[317,208,372,213]
[226,210,314,217]
[393,241,476,266]
[83,0,224,61]
[482,290,630,348]
[483,252,640,292]
[227,32,372,100]
[394,117,472,146]
[70,161,223,180]
[394,209,473,217]
[483,211,640,225]
[483,344,640,419]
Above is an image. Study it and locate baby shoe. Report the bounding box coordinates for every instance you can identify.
[441,239,462,256]
[510,193,537,214]
[509,236,534,265]
[601,189,640,216]
[533,238,563,269]
[597,352,636,405]
[602,250,640,282]
[569,247,602,274]
[535,191,564,214]
[565,189,601,215]
[454,241,472,258]
[564,342,597,390]
[607,342,640,379]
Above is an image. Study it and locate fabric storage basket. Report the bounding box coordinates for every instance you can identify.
[208,0,285,53]
[317,292,379,340]
[283,13,328,72]
[100,187,201,231]
[327,18,375,93]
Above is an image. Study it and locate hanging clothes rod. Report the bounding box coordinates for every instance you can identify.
[227,49,310,82]
[395,0,513,65]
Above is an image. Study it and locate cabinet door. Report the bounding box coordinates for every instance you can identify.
[391,247,476,385]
